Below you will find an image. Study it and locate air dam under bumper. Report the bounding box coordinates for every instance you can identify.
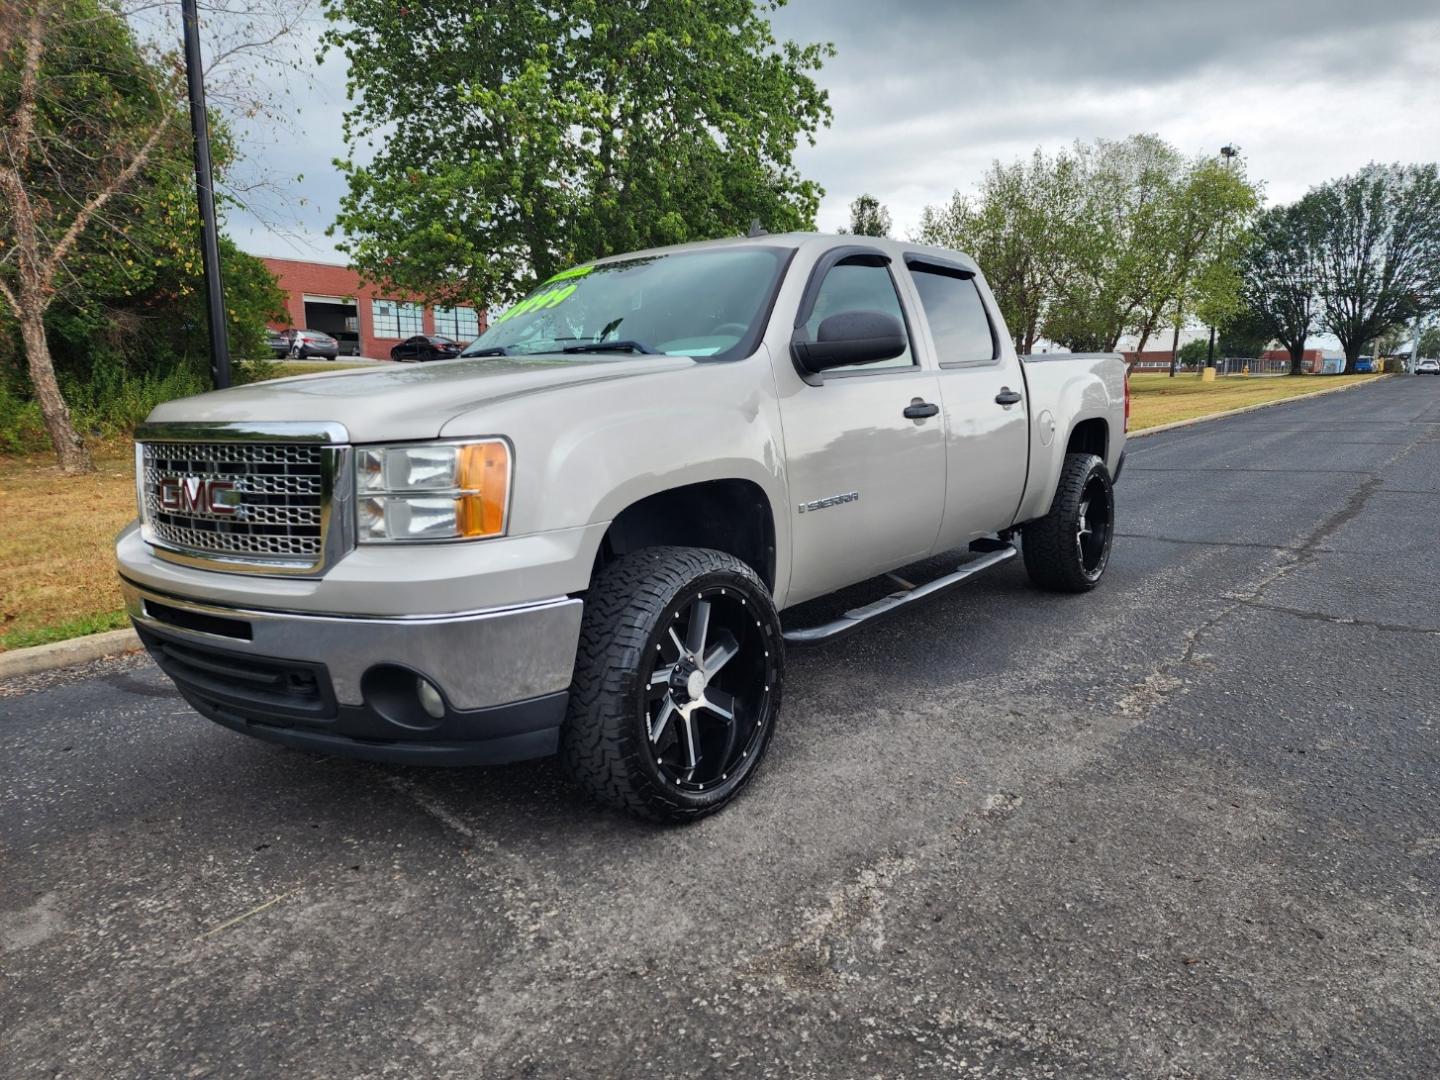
[121,579,583,765]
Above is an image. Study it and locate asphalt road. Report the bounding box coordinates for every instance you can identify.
[4,377,1438,1079]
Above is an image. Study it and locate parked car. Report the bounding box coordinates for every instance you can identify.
[1416,358,1439,375]
[390,334,463,362]
[265,329,290,359]
[1353,355,1375,373]
[118,233,1128,821]
[287,330,340,360]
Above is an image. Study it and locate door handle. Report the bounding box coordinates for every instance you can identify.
[995,387,1022,406]
[904,400,940,420]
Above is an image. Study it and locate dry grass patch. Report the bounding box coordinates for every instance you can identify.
[1129,373,1382,431]
[0,449,135,651]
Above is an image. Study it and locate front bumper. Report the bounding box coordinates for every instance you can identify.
[122,578,583,765]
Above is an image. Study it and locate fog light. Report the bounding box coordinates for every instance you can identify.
[415,677,446,719]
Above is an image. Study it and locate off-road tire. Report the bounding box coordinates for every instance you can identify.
[561,546,784,823]
[1021,452,1114,593]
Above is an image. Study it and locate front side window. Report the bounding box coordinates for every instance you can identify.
[434,305,481,340]
[463,247,787,360]
[910,265,996,365]
[800,260,913,372]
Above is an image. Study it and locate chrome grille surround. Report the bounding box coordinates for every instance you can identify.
[134,421,353,576]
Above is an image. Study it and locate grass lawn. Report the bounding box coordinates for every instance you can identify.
[0,367,1385,652]
[0,447,136,651]
[1128,372,1383,431]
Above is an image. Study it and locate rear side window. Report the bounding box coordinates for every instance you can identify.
[802,261,913,372]
[910,265,996,365]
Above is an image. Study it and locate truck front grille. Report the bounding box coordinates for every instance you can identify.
[140,440,337,569]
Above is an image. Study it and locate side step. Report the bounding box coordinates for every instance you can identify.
[782,545,1018,645]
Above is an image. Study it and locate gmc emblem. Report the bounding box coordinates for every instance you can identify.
[158,475,240,515]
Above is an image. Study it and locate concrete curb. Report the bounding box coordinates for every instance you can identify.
[1129,375,1390,439]
[0,627,142,680]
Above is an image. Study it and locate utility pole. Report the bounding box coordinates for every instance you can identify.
[181,0,231,389]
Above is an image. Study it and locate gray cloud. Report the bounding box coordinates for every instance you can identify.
[221,1,1440,257]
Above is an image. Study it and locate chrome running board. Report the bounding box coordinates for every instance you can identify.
[782,545,1018,645]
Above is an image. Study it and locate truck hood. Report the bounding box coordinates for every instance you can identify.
[143,354,696,442]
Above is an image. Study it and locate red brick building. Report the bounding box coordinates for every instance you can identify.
[260,256,486,358]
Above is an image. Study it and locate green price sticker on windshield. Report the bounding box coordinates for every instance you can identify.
[493,265,593,324]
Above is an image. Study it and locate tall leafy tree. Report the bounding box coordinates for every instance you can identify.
[0,0,307,470]
[843,193,891,237]
[0,0,179,471]
[1044,135,1184,355]
[918,147,1084,354]
[326,0,833,306]
[1241,200,1322,375]
[1311,163,1440,373]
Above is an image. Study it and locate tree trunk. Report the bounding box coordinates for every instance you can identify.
[19,310,93,473]
[1287,341,1305,377]
[1342,341,1361,375]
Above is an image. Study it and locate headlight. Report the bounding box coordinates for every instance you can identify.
[356,439,511,542]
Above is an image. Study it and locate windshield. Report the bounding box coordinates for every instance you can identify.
[462,247,787,359]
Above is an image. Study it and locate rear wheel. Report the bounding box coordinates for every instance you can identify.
[561,547,783,822]
[1021,452,1114,592]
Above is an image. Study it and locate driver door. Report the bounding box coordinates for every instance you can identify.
[779,252,946,607]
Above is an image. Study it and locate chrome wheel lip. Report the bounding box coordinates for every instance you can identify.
[639,582,777,795]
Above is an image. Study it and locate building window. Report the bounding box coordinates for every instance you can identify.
[371,299,424,339]
[433,305,480,340]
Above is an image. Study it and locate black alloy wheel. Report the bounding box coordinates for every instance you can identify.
[641,585,773,793]
[562,547,784,822]
[1076,470,1113,577]
[1021,452,1115,592]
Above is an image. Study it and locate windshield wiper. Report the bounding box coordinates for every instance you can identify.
[460,345,510,357]
[560,339,659,355]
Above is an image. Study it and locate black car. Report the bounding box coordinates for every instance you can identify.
[265,329,290,359]
[390,335,463,362]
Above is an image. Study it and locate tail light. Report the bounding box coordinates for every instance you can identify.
[1123,368,1132,432]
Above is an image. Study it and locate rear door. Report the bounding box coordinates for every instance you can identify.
[778,249,947,606]
[902,256,1030,547]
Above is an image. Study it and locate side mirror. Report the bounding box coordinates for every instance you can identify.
[791,311,906,373]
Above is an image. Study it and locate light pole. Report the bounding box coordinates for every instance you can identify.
[1204,144,1241,377]
[181,0,231,389]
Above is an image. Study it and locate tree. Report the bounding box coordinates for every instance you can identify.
[1177,339,1208,369]
[843,193,890,237]
[1311,163,1440,374]
[918,147,1084,354]
[1044,135,1183,355]
[1241,200,1321,375]
[327,0,833,308]
[1164,156,1260,373]
[1217,304,1274,360]
[0,0,308,471]
[0,0,182,471]
[1418,323,1440,360]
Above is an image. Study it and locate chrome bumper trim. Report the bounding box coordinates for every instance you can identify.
[121,579,583,711]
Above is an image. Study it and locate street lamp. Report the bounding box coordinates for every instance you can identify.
[1205,144,1241,376]
[181,0,231,390]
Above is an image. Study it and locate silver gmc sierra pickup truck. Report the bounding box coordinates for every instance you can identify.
[116,233,1128,821]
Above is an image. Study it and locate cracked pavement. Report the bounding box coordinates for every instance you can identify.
[3,377,1439,1078]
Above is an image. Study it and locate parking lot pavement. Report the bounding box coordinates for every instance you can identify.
[3,377,1438,1079]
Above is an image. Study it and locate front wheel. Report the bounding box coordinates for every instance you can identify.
[561,547,784,822]
[1021,452,1114,592]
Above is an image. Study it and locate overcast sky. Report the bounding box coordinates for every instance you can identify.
[225,0,1440,266]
